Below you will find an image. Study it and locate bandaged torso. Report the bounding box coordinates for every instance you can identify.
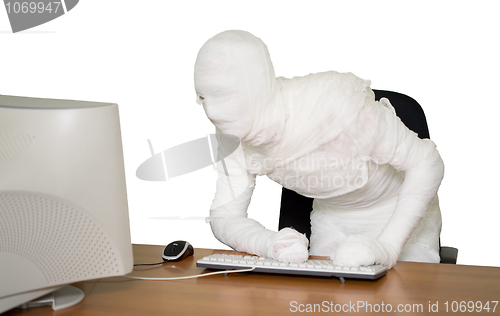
[239,71,441,261]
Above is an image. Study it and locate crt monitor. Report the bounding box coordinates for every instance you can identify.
[0,94,133,313]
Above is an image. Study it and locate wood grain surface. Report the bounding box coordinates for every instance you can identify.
[4,244,500,315]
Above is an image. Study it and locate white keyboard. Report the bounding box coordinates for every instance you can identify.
[196,254,387,283]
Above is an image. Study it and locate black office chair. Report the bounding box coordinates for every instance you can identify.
[278,90,458,264]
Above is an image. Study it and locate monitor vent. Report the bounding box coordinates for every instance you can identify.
[0,192,123,285]
[0,130,36,164]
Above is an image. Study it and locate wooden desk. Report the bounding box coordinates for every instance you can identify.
[5,244,500,315]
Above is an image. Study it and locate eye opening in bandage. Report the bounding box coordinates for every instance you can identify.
[196,94,205,105]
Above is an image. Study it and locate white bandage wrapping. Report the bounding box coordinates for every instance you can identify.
[195,30,444,268]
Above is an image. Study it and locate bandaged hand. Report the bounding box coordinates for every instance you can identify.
[332,234,399,268]
[267,228,309,263]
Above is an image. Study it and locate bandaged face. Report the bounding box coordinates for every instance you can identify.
[194,31,277,140]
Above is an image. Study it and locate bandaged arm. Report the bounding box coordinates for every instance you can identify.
[365,99,444,256]
[208,142,275,257]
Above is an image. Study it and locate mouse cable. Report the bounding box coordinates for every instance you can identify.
[122,267,256,281]
[133,262,165,266]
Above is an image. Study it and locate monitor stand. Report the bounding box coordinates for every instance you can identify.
[18,286,84,311]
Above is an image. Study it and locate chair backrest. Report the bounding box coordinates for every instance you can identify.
[278,90,431,240]
[373,90,430,139]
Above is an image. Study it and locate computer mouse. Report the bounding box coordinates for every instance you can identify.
[162,240,194,262]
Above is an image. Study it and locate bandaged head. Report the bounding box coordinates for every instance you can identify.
[194,30,277,141]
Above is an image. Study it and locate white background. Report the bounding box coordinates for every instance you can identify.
[1,0,499,266]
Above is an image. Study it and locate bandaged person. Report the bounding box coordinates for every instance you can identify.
[194,30,444,268]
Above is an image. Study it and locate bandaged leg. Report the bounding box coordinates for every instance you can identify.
[399,195,441,263]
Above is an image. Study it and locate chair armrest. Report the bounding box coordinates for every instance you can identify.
[439,246,458,264]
